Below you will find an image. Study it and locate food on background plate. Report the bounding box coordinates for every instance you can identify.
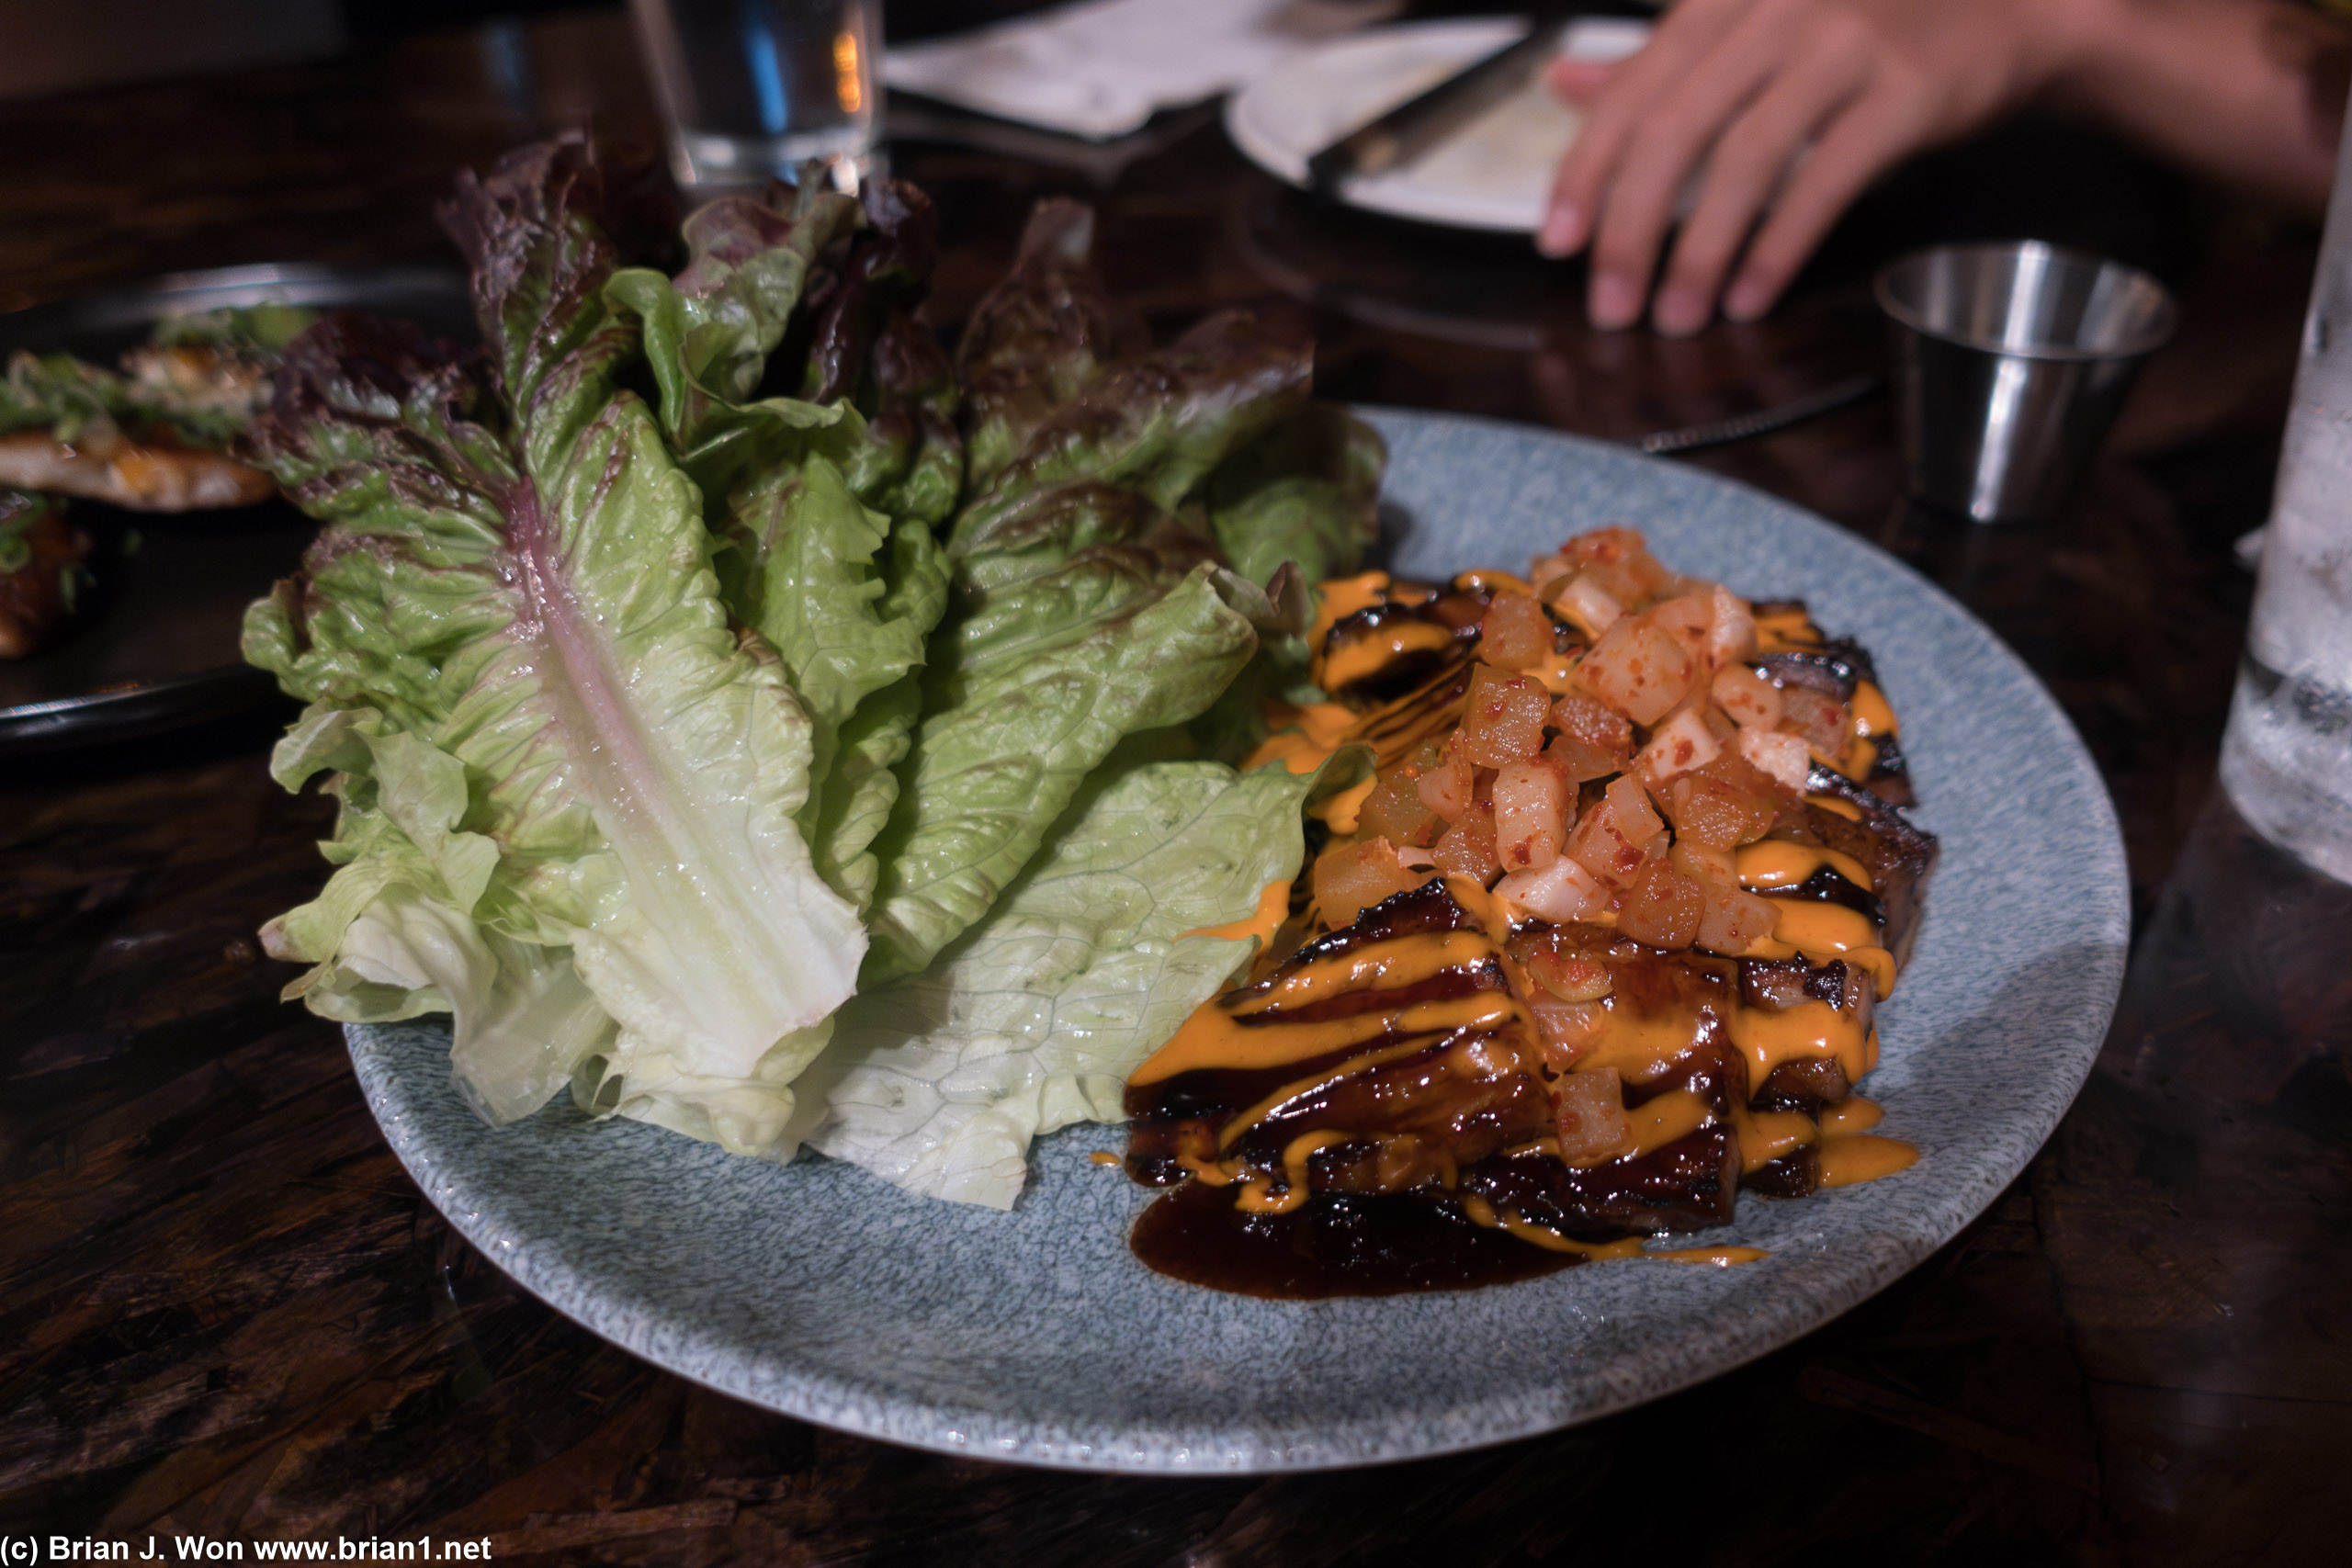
[0,427,268,513]
[244,135,1381,1207]
[0,491,93,659]
[0,305,305,658]
[1123,531,1935,1297]
[0,305,300,511]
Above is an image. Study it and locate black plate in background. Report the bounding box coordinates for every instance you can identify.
[0,264,471,755]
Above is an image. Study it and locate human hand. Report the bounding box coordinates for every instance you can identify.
[1538,0,2097,333]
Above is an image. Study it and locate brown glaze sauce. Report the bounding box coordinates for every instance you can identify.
[1132,1181,1579,1300]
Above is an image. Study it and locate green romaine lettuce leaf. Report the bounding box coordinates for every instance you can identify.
[246,157,1399,1194]
[608,176,965,524]
[859,549,1261,985]
[249,136,866,1127]
[799,180,966,525]
[607,179,961,916]
[952,198,1117,491]
[605,181,861,495]
[256,705,618,1122]
[791,750,1368,1206]
[854,301,1317,983]
[947,308,1312,558]
[1204,401,1385,590]
[722,448,949,908]
[303,886,618,1127]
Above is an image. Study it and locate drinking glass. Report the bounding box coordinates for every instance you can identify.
[628,0,879,193]
[2220,114,2352,883]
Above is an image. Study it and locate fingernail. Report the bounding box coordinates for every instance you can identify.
[1537,201,1583,257]
[1589,273,1641,328]
[1653,285,1706,336]
[1724,278,1770,321]
[1548,62,1610,100]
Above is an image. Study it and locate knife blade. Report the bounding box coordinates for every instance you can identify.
[1630,374,1882,457]
[1304,21,1564,201]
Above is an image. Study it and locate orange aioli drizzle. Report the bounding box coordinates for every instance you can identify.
[1735,840,1874,892]
[1294,701,1360,744]
[1307,570,1392,650]
[1731,1105,1819,1173]
[1313,775,1378,834]
[1244,730,1328,774]
[1725,999,1872,1093]
[1523,649,1583,696]
[1216,1034,1470,1152]
[1851,681,1898,739]
[1496,1213,1769,1267]
[1818,1096,1883,1134]
[1232,1129,1352,1215]
[1329,668,1476,771]
[1230,1177,1284,1212]
[1243,699,1358,773]
[1647,1246,1770,1266]
[1250,568,1423,771]
[1232,931,1494,1015]
[1832,681,1898,778]
[1623,1089,1714,1158]
[1179,878,1294,946]
[1453,569,1535,595]
[1562,994,1723,1084]
[1178,1150,1237,1187]
[1804,793,1865,821]
[1739,892,1897,999]
[1842,947,1899,1000]
[1760,899,1880,955]
[1318,620,1457,691]
[1440,873,1521,942]
[1499,1213,1648,1260]
[1751,609,1822,652]
[1816,1134,1918,1187]
[1132,987,1515,1087]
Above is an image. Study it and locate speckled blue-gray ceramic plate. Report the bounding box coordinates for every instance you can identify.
[347,409,2127,1472]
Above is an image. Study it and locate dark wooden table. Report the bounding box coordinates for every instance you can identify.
[6,9,2351,1564]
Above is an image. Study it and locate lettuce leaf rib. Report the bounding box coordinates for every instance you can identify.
[247,137,867,1132]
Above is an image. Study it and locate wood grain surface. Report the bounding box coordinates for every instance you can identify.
[4,7,2349,1563]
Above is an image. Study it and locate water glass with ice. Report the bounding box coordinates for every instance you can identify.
[2221,112,2352,883]
[629,0,879,193]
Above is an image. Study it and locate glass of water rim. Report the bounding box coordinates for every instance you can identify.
[629,0,879,193]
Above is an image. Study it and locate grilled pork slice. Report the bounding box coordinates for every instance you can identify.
[1789,763,1939,969]
[1125,877,1553,1201]
[1123,874,1898,1282]
[1125,527,1938,1296]
[0,426,272,512]
[1748,597,1915,805]
[0,493,92,658]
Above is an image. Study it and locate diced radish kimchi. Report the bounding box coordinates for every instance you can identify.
[1123,528,1939,1298]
